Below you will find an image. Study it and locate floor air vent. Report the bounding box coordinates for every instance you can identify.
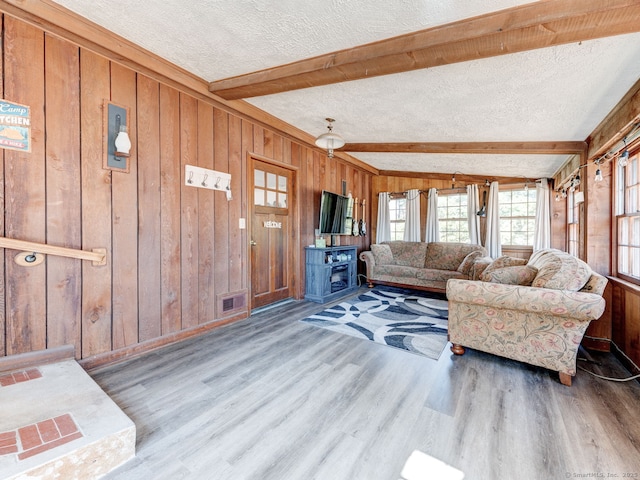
[216,290,248,317]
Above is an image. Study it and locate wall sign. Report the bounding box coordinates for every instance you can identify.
[264,221,282,229]
[0,100,31,153]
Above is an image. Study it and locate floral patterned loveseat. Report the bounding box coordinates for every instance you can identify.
[359,241,487,293]
[446,249,607,386]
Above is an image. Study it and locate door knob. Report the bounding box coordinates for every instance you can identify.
[250,240,257,246]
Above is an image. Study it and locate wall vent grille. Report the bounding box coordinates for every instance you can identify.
[216,290,248,317]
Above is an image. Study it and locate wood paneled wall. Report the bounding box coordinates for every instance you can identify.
[0,15,372,365]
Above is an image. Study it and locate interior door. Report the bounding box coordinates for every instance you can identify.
[250,159,295,310]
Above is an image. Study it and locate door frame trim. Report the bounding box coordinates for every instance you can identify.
[247,153,300,310]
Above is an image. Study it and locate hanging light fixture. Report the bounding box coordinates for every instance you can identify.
[594,168,603,182]
[619,150,629,167]
[315,118,345,158]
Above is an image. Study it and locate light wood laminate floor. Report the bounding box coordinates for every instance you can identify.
[91,290,640,480]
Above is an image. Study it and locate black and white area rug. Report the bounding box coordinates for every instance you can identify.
[301,286,449,360]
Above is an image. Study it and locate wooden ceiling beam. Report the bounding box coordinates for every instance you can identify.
[587,78,640,159]
[379,170,535,184]
[209,0,640,100]
[341,141,587,155]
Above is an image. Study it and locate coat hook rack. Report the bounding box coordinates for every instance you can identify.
[184,165,232,200]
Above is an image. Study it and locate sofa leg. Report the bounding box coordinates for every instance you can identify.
[559,372,572,386]
[367,281,374,288]
[450,344,465,355]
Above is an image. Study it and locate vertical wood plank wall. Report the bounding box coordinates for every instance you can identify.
[0,15,372,364]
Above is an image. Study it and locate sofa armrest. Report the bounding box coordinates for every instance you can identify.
[446,279,606,322]
[359,251,375,278]
[470,256,493,280]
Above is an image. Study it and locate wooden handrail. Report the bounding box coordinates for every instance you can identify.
[0,237,106,266]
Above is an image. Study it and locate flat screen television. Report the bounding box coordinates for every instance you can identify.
[318,190,352,235]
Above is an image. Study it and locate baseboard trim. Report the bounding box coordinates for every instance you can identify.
[80,312,247,371]
[582,335,611,352]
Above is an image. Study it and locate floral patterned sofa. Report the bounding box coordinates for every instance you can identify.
[446,248,608,386]
[359,241,487,293]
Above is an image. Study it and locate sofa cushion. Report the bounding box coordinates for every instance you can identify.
[457,250,485,276]
[482,265,538,285]
[373,264,421,278]
[371,244,394,266]
[417,268,465,282]
[424,242,485,271]
[531,250,592,291]
[386,241,428,268]
[479,256,527,281]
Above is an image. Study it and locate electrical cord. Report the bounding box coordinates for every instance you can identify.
[577,364,640,382]
[577,346,640,382]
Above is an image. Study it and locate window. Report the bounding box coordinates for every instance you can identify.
[438,193,469,242]
[616,150,640,282]
[254,168,287,208]
[567,189,579,257]
[498,187,536,246]
[389,197,406,241]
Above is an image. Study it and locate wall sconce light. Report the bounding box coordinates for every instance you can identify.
[315,118,345,158]
[104,101,131,173]
[114,114,131,157]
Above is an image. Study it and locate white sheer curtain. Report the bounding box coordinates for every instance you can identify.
[484,181,502,258]
[425,188,440,243]
[376,192,391,243]
[534,178,551,251]
[403,189,421,241]
[466,184,481,245]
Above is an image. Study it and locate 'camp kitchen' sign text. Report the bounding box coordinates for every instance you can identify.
[0,100,31,153]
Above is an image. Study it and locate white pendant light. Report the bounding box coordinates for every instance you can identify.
[315,118,345,158]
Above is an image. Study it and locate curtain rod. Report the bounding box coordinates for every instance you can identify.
[388,186,468,197]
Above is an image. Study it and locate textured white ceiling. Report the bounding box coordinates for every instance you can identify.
[52,0,640,178]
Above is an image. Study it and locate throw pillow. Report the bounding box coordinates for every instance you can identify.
[479,256,528,281]
[531,251,592,291]
[457,250,485,276]
[371,244,394,265]
[482,265,539,286]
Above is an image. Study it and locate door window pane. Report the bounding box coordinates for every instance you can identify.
[267,172,277,190]
[278,175,287,192]
[254,169,265,187]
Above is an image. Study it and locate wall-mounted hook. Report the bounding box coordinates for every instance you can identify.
[201,173,208,187]
[187,171,194,184]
